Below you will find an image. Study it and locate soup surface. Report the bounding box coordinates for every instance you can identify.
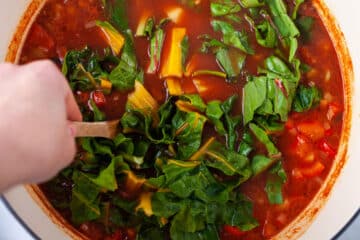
[20,0,344,239]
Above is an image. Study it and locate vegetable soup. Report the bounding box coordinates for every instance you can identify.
[20,0,344,239]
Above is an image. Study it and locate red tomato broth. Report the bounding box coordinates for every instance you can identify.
[19,0,344,239]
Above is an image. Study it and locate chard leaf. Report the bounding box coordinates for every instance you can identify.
[249,123,279,156]
[70,171,101,224]
[246,15,277,48]
[90,158,118,191]
[239,0,265,8]
[198,140,251,178]
[292,0,305,20]
[243,76,267,125]
[265,0,300,60]
[292,85,321,112]
[211,20,254,54]
[216,48,246,80]
[265,162,287,204]
[210,2,242,17]
[148,28,166,74]
[172,111,207,160]
[109,58,138,91]
[251,155,276,176]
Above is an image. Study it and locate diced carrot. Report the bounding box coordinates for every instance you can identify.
[96,21,125,55]
[166,78,183,96]
[297,121,325,141]
[300,161,325,178]
[318,139,337,157]
[160,28,187,78]
[28,23,55,51]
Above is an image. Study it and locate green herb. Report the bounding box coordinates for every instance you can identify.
[249,123,279,156]
[239,0,265,8]
[265,161,287,204]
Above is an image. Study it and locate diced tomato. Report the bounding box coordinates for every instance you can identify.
[318,140,337,157]
[285,118,295,130]
[92,90,106,107]
[28,23,55,51]
[300,161,325,178]
[221,225,246,240]
[327,102,342,121]
[297,121,325,141]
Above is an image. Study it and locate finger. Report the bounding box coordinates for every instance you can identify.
[65,91,83,122]
[57,122,78,168]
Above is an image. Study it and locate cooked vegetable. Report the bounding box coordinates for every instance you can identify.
[26,0,344,239]
[96,21,125,55]
[161,28,187,78]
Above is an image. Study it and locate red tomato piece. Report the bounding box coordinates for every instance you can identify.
[28,23,55,51]
[92,90,106,107]
[221,225,246,240]
[297,121,325,141]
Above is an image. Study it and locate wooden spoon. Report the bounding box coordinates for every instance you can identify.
[73,120,120,139]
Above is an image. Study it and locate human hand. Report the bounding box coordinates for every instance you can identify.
[0,60,82,192]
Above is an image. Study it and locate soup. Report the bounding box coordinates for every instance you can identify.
[20,0,344,239]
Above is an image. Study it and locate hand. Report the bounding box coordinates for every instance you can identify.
[0,60,82,192]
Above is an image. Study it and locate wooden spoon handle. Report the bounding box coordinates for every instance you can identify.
[72,120,120,139]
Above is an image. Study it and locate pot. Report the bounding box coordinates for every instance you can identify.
[0,0,359,239]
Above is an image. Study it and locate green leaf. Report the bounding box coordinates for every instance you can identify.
[292,0,305,20]
[172,111,207,160]
[179,94,207,112]
[292,85,321,112]
[210,2,242,17]
[211,20,254,54]
[199,140,251,178]
[206,101,226,135]
[265,162,286,204]
[215,48,246,80]
[246,15,278,48]
[90,158,118,191]
[251,155,276,176]
[70,171,101,224]
[239,0,265,8]
[109,59,138,91]
[249,123,279,156]
[243,76,267,125]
